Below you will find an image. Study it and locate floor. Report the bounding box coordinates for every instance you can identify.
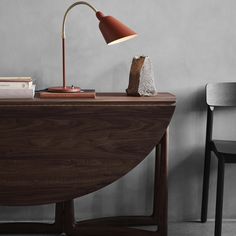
[0,222,236,236]
[169,222,236,236]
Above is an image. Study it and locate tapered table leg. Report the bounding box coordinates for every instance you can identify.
[63,200,76,235]
[152,131,168,236]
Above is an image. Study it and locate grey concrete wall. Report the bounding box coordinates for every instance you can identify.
[0,0,236,222]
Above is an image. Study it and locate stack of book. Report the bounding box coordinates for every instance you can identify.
[0,77,35,99]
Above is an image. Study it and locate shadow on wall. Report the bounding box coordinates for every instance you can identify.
[168,148,216,221]
[175,85,206,112]
[0,204,55,222]
[75,151,155,221]
[168,85,209,221]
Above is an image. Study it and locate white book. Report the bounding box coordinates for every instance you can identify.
[0,81,33,89]
[0,84,36,99]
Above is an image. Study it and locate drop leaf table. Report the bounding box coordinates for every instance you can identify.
[0,92,176,236]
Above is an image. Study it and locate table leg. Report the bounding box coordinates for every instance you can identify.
[63,200,76,235]
[152,131,168,236]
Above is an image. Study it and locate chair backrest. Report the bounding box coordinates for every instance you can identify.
[206,83,236,107]
[205,82,236,143]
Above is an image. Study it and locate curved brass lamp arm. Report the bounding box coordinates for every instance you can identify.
[62,1,97,38]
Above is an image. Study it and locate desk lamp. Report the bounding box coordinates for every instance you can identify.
[48,1,137,93]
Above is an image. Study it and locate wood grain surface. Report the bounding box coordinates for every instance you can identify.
[0,93,175,206]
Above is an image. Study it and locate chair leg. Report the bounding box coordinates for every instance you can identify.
[201,147,212,223]
[215,158,225,236]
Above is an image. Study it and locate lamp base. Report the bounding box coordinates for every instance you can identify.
[47,86,81,93]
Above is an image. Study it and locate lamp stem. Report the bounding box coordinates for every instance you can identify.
[62,37,66,89]
[61,1,97,89]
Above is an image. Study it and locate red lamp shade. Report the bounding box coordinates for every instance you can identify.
[96,11,137,45]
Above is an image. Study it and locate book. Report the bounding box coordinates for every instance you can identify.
[0,77,33,89]
[0,84,36,99]
[0,81,33,89]
[39,89,96,99]
[0,77,32,82]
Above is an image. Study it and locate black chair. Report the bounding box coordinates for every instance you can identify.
[201,83,236,236]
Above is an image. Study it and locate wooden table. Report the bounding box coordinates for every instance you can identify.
[0,93,176,236]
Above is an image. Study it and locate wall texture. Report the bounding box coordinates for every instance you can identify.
[0,0,236,222]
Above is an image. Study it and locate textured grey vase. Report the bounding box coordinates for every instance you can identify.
[126,56,157,96]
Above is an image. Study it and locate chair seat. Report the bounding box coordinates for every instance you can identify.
[212,140,236,156]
